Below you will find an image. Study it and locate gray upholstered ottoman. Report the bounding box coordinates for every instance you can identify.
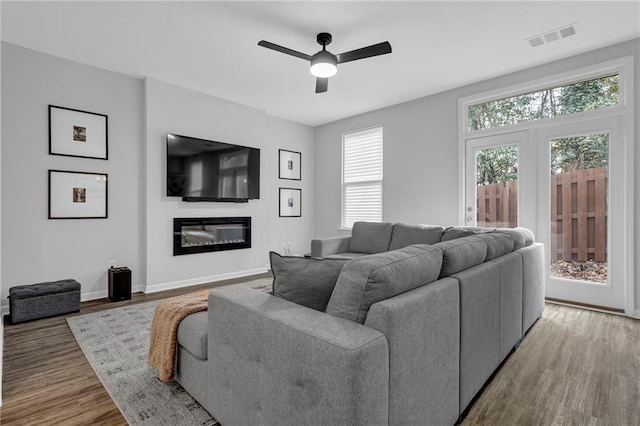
[9,279,81,323]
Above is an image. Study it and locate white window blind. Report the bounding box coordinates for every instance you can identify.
[342,127,383,228]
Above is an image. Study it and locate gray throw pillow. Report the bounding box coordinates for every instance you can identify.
[270,252,348,312]
[326,244,443,324]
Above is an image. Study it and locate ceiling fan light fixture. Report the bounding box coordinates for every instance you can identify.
[310,50,337,78]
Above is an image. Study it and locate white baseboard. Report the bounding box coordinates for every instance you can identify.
[144,267,269,294]
[0,284,145,316]
[80,284,145,302]
[0,269,268,317]
[634,309,640,319]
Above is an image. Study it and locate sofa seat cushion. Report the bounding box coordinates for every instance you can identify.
[388,223,445,250]
[177,311,208,361]
[326,244,443,324]
[476,233,515,260]
[349,221,393,254]
[435,236,488,278]
[270,252,349,311]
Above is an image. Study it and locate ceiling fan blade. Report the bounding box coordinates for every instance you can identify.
[258,40,311,61]
[316,77,328,93]
[336,41,392,64]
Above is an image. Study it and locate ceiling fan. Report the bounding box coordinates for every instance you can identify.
[258,32,392,93]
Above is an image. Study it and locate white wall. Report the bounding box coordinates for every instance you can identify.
[314,91,459,235]
[144,78,314,292]
[314,38,640,315]
[1,43,144,302]
[0,43,315,304]
[0,22,4,407]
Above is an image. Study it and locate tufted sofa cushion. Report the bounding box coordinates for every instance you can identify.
[326,244,443,324]
[388,223,445,251]
[435,236,488,278]
[349,221,394,254]
[9,279,81,323]
[9,279,80,299]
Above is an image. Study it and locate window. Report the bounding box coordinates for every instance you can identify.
[468,74,619,131]
[342,127,383,228]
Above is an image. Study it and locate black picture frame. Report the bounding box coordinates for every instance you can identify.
[49,105,108,160]
[48,170,108,219]
[279,188,301,217]
[278,149,301,180]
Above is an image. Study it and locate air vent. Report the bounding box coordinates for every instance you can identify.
[559,25,577,38]
[528,37,544,48]
[527,23,578,48]
[543,31,560,43]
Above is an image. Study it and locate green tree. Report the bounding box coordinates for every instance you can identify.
[471,74,616,181]
[476,146,518,185]
[550,134,608,174]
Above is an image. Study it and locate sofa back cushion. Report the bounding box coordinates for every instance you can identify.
[495,227,534,250]
[441,226,494,242]
[326,244,443,324]
[388,223,445,251]
[434,236,488,278]
[349,221,393,254]
[270,252,349,311]
[476,233,515,260]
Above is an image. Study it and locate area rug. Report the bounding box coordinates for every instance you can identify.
[67,278,272,425]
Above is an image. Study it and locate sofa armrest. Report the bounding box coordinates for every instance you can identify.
[207,286,389,426]
[311,235,352,257]
[365,277,460,425]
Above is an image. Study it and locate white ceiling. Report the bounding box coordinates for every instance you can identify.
[2,1,639,126]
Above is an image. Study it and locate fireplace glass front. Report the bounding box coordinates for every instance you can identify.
[173,217,251,255]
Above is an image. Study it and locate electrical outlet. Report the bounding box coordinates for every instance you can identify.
[108,259,117,269]
[282,242,292,256]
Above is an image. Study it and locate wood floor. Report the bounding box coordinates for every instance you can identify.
[2,283,639,425]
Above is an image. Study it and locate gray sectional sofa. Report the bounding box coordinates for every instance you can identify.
[174,222,545,425]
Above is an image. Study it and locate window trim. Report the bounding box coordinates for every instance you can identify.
[341,125,383,230]
[459,56,631,137]
[457,55,635,316]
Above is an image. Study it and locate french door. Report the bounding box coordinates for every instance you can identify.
[536,117,625,311]
[465,117,627,311]
[464,131,534,231]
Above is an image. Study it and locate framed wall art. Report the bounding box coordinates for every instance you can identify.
[48,170,108,219]
[49,105,108,160]
[279,188,301,217]
[278,149,301,180]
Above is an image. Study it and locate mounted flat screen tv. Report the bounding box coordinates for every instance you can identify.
[166,133,260,202]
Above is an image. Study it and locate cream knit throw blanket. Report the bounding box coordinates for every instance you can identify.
[148,289,210,382]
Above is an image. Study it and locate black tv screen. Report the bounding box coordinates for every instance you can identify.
[166,133,260,202]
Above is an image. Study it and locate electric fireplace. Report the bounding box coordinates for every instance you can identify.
[173,217,251,256]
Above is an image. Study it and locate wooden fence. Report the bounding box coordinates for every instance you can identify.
[477,166,608,262]
[477,180,518,228]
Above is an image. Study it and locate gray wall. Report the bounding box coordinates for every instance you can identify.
[144,78,314,292]
[1,43,144,301]
[1,44,315,302]
[314,38,640,314]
